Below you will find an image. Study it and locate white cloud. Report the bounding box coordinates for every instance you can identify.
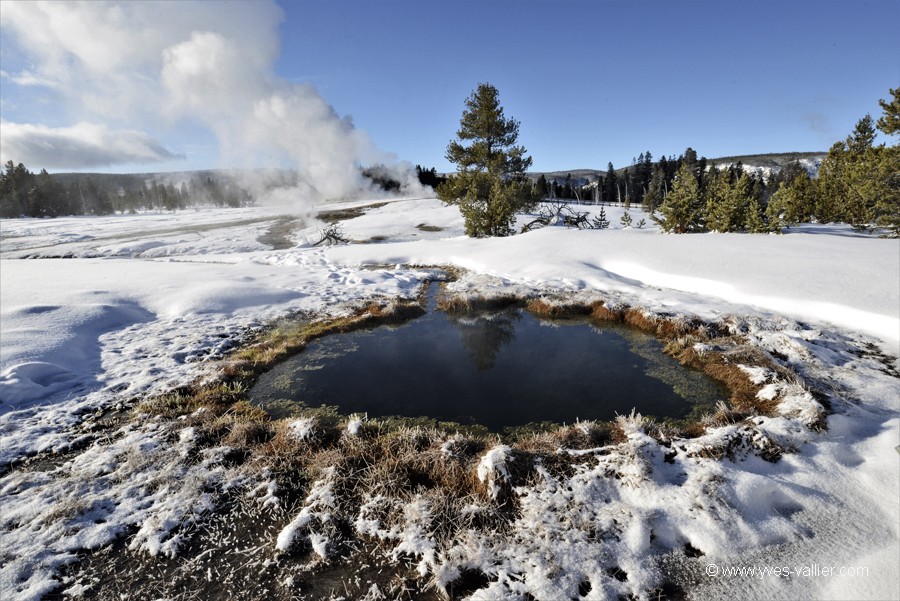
[1,69,60,88]
[0,121,183,169]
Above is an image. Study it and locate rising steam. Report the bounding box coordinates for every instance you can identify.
[0,0,425,208]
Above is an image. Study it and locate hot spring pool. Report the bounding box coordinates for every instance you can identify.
[249,301,726,431]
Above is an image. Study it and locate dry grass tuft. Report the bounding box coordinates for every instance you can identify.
[525,298,593,318]
[436,290,523,313]
[135,391,198,418]
[223,420,273,449]
[590,301,626,322]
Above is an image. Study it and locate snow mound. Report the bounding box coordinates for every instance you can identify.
[0,362,79,406]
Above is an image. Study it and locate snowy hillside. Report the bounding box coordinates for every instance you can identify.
[0,198,897,600]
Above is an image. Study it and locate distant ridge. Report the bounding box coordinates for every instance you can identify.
[527,151,826,181]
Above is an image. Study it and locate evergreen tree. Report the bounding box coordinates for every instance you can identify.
[438,83,539,237]
[83,178,114,215]
[847,114,876,154]
[873,89,900,234]
[816,114,894,229]
[876,87,900,136]
[604,162,617,205]
[535,174,549,199]
[766,170,815,228]
[591,206,610,229]
[682,147,699,178]
[745,194,767,233]
[704,168,733,232]
[643,165,665,213]
[697,156,708,192]
[727,173,754,231]
[35,169,66,217]
[814,141,847,223]
[415,165,445,189]
[0,161,31,217]
[770,159,807,190]
[655,162,703,233]
[658,155,672,193]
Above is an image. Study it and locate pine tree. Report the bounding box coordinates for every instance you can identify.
[814,141,847,223]
[766,170,815,228]
[873,88,900,234]
[655,162,703,233]
[643,164,665,213]
[847,115,877,154]
[535,174,549,199]
[745,195,767,233]
[704,168,733,232]
[817,114,890,229]
[876,87,900,136]
[0,160,32,217]
[438,83,539,237]
[604,162,617,205]
[591,206,610,229]
[727,173,754,231]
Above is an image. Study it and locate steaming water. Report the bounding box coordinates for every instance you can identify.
[249,303,726,431]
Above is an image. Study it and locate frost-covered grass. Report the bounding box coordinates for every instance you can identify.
[1,199,898,600]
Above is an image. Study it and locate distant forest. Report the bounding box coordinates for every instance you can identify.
[0,164,422,219]
[0,162,255,218]
[529,149,797,208]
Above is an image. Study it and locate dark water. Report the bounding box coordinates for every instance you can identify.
[249,305,725,431]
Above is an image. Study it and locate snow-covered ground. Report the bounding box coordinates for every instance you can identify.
[1,198,897,599]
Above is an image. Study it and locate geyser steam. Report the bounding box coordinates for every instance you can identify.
[0,0,424,205]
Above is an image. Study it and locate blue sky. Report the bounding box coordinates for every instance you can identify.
[1,0,897,174]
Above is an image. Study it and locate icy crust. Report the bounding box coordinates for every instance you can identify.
[0,417,253,599]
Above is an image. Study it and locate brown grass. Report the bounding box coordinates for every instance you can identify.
[525,298,593,318]
[436,292,523,313]
[221,299,424,381]
[590,301,627,322]
[672,342,779,415]
[145,280,809,457]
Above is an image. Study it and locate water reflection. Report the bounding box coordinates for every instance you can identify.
[450,311,520,371]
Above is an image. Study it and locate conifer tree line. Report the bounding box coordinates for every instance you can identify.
[0,163,253,218]
[534,87,899,236]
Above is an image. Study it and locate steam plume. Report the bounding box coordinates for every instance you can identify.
[0,0,424,206]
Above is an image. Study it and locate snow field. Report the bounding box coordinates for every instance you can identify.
[0,198,897,599]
